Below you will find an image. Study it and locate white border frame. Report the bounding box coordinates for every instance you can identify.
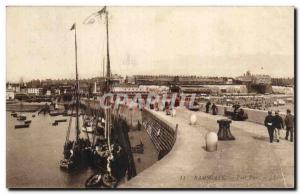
[1,1,298,194]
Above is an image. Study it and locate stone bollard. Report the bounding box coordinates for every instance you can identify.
[206,132,218,152]
[190,114,197,125]
[171,108,176,117]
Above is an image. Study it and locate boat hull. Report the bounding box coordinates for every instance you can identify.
[15,124,30,129]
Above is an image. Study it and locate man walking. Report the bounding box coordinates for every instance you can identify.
[284,109,294,142]
[205,101,211,113]
[264,111,274,143]
[273,110,284,142]
[211,103,218,115]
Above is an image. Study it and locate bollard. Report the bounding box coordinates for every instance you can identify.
[217,119,235,140]
[206,132,218,152]
[172,108,176,117]
[190,114,197,125]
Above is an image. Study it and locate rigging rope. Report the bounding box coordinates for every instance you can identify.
[65,102,75,144]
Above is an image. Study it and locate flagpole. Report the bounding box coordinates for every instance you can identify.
[74,23,80,141]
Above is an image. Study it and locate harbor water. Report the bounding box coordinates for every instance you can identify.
[6,109,158,188]
[7,112,96,188]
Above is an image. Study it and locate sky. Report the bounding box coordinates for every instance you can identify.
[6,6,294,82]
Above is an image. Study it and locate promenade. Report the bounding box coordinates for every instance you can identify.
[121,108,294,188]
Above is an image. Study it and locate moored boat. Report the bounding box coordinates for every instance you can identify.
[59,159,75,170]
[49,111,62,116]
[55,119,67,123]
[11,112,17,117]
[24,120,32,124]
[85,173,103,188]
[17,114,27,121]
[15,124,30,129]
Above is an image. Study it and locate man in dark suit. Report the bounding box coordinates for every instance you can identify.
[273,110,285,142]
[264,111,274,143]
[284,109,294,142]
[205,101,211,113]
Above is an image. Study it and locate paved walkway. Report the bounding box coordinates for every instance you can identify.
[121,108,294,188]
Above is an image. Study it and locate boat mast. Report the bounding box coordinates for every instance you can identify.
[104,8,112,151]
[103,58,105,80]
[73,23,80,141]
[105,10,111,84]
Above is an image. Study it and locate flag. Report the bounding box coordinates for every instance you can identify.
[70,23,76,31]
[83,6,107,24]
[97,6,107,15]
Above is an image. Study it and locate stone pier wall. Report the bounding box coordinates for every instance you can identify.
[142,109,177,160]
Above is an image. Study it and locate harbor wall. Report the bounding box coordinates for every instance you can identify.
[141,109,177,160]
[6,102,45,112]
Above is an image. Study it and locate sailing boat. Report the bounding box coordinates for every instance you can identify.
[84,6,120,188]
[60,23,91,170]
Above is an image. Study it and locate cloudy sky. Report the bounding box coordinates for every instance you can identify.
[6,6,294,82]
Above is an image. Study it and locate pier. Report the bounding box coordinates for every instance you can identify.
[121,107,294,188]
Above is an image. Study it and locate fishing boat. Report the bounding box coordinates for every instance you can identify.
[59,22,92,170]
[82,7,134,186]
[15,124,30,129]
[17,114,27,121]
[55,119,67,123]
[49,111,62,116]
[11,112,17,117]
[85,173,103,188]
[59,7,134,186]
[24,120,32,124]
[85,172,117,188]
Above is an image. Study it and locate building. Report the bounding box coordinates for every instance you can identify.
[236,71,271,85]
[6,89,15,100]
[54,89,61,95]
[133,75,227,86]
[236,71,272,94]
[27,88,42,95]
[46,90,51,96]
[253,75,272,85]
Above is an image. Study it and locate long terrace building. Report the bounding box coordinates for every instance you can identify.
[132,75,230,86]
